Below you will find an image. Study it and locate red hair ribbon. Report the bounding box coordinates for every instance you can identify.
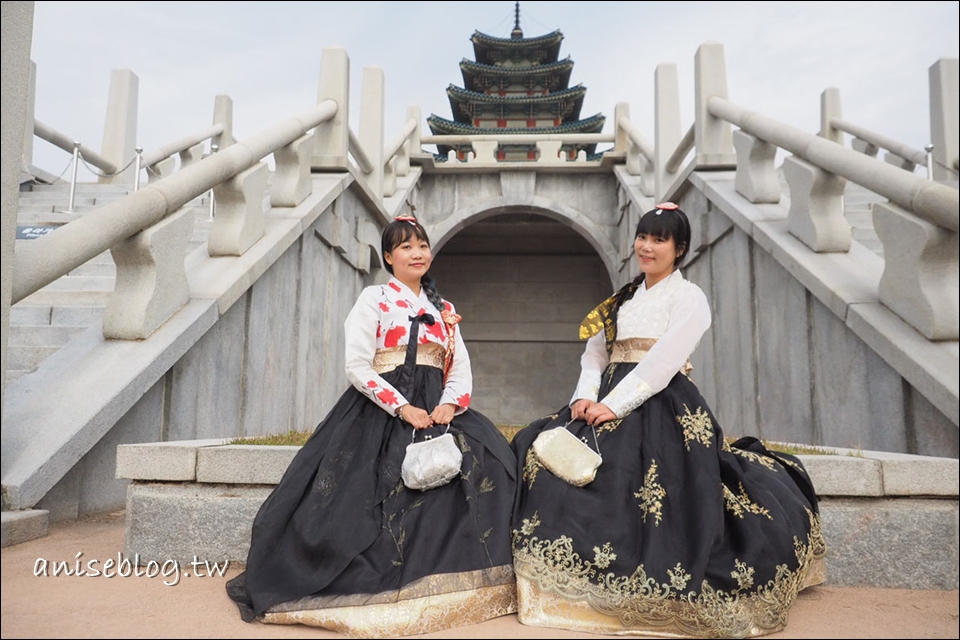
[394,215,418,224]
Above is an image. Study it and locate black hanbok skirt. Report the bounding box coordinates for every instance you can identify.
[510,363,826,638]
[226,365,518,637]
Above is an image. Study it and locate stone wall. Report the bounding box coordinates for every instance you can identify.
[431,214,611,424]
[678,189,959,457]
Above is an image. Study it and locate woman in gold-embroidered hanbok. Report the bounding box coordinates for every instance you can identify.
[510,203,826,638]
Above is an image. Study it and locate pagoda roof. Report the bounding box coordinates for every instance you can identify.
[460,58,574,90]
[446,84,587,124]
[427,113,605,136]
[471,29,563,65]
[446,83,587,105]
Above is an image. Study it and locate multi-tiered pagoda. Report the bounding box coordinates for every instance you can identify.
[428,4,605,162]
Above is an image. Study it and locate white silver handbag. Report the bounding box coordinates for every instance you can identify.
[401,426,463,491]
[532,419,602,487]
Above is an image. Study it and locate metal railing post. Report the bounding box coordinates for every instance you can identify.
[925,144,935,180]
[66,141,81,213]
[133,146,144,191]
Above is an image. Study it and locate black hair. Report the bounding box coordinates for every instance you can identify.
[635,205,691,268]
[381,218,445,313]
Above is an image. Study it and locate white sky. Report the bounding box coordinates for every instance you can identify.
[26,1,960,180]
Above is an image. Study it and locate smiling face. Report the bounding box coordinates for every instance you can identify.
[384,233,432,293]
[634,232,680,288]
[633,205,691,288]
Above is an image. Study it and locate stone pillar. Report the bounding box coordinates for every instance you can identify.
[820,87,843,145]
[614,102,630,154]
[102,207,194,340]
[2,1,34,410]
[271,134,312,207]
[212,95,235,151]
[783,155,851,253]
[178,142,205,169]
[359,66,385,198]
[733,130,780,203]
[655,62,682,200]
[99,69,139,185]
[22,60,36,167]
[929,58,959,185]
[313,47,350,171]
[693,42,735,168]
[874,201,959,341]
[208,162,269,257]
[407,105,422,157]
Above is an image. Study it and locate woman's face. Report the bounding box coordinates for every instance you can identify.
[634,231,679,287]
[384,233,432,287]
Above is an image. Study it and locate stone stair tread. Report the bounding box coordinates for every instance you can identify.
[7,345,64,371]
[8,324,88,347]
[17,289,112,307]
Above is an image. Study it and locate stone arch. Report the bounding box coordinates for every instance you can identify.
[426,195,621,289]
[426,197,618,426]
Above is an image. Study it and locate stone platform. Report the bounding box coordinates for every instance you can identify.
[104,439,960,590]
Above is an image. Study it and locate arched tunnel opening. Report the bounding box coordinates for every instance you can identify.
[430,212,613,426]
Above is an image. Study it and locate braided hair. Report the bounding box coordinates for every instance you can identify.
[381,218,445,313]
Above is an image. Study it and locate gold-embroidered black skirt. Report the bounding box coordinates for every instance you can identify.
[510,363,826,638]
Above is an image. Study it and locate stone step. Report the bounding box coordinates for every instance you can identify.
[9,305,52,325]
[7,345,63,372]
[16,211,83,225]
[5,369,31,383]
[68,262,116,277]
[22,183,131,196]
[16,289,112,308]
[8,324,87,347]
[35,275,116,293]
[11,301,105,327]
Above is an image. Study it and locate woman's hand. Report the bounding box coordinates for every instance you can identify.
[430,403,457,425]
[399,404,433,430]
[584,402,616,426]
[571,399,596,421]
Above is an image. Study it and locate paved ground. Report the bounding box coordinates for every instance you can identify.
[1,510,957,639]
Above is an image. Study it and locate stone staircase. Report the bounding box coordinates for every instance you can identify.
[8,182,213,383]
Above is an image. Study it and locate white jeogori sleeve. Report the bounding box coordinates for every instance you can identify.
[599,286,711,418]
[343,288,409,416]
[569,332,608,406]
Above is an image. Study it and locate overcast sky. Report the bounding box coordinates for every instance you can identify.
[25,1,959,180]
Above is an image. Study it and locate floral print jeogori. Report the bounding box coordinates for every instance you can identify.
[345,277,472,415]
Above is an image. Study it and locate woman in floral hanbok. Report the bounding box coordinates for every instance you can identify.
[227,216,517,637]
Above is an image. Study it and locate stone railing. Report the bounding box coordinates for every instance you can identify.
[3,46,419,517]
[113,439,959,591]
[417,132,616,166]
[11,46,419,342]
[34,117,226,186]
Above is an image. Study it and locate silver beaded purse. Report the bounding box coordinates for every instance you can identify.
[401,426,463,491]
